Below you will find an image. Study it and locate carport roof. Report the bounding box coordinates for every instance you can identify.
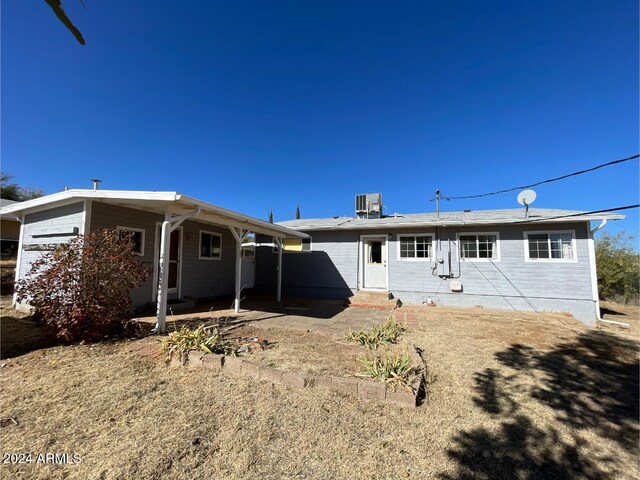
[0,189,307,239]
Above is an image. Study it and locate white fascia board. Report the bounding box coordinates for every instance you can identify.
[0,189,179,215]
[279,214,624,231]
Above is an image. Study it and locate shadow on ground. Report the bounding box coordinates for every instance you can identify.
[0,314,56,359]
[441,330,639,479]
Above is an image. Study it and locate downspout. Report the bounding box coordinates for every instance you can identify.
[589,219,629,327]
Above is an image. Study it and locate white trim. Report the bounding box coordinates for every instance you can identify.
[12,215,25,306]
[396,233,435,261]
[523,229,578,263]
[358,234,389,291]
[82,199,92,235]
[7,198,86,217]
[116,226,146,256]
[586,222,602,320]
[0,189,307,240]
[198,230,223,260]
[455,231,501,262]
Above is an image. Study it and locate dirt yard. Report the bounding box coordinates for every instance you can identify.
[0,299,638,479]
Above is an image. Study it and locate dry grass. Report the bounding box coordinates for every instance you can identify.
[1,301,638,479]
[230,325,366,377]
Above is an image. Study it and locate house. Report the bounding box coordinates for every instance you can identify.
[0,189,306,332]
[0,199,21,257]
[254,193,623,326]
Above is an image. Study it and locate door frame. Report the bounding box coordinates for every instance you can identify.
[152,222,184,300]
[358,234,389,291]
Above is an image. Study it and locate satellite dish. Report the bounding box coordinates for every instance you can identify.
[517,189,537,206]
[517,190,537,218]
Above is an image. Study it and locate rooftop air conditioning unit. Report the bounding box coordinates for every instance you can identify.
[355,193,383,218]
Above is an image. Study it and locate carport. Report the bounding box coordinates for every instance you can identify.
[152,194,308,332]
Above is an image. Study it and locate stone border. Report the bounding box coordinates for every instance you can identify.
[167,346,426,408]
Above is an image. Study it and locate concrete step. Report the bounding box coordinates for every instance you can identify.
[345,291,402,310]
[166,298,196,313]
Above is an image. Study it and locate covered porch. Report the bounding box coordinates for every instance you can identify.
[146,195,308,333]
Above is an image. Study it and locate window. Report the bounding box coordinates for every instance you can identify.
[273,236,312,253]
[459,233,499,260]
[116,226,145,255]
[525,231,575,261]
[398,235,433,260]
[199,231,222,260]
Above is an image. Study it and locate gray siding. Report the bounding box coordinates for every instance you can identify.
[90,202,236,306]
[18,202,85,282]
[256,222,598,325]
[387,223,596,324]
[255,232,358,298]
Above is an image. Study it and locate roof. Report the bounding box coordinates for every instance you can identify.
[0,199,18,208]
[0,199,20,220]
[0,189,307,239]
[277,208,624,231]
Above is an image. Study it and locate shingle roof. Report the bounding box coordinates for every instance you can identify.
[277,208,624,231]
[0,199,18,208]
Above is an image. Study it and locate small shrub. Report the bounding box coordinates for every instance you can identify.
[160,324,232,363]
[345,316,407,349]
[358,351,414,392]
[15,229,150,341]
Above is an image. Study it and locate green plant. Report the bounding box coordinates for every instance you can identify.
[595,231,640,304]
[358,351,414,392]
[15,229,150,341]
[345,317,408,349]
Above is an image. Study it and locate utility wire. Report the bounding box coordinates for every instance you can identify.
[510,204,639,224]
[433,153,639,201]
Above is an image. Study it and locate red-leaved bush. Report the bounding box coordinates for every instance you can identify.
[15,229,151,341]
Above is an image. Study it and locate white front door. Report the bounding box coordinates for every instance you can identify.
[363,237,387,289]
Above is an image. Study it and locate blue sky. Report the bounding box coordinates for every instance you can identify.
[2,1,638,238]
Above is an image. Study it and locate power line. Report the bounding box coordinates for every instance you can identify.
[435,153,639,201]
[510,204,639,224]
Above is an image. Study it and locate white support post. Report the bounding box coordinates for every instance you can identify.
[230,227,250,313]
[275,237,283,302]
[154,208,201,333]
[155,213,172,333]
[12,215,25,307]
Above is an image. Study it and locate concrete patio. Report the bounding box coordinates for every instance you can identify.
[135,295,394,337]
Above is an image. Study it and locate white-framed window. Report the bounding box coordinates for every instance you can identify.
[116,226,145,256]
[199,231,222,260]
[273,236,312,253]
[458,232,500,261]
[524,230,577,262]
[397,234,434,260]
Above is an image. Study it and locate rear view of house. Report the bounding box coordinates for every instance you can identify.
[255,193,623,326]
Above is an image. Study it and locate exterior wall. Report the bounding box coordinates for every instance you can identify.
[90,202,236,306]
[18,202,85,282]
[256,222,599,325]
[255,231,358,298]
[388,222,597,325]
